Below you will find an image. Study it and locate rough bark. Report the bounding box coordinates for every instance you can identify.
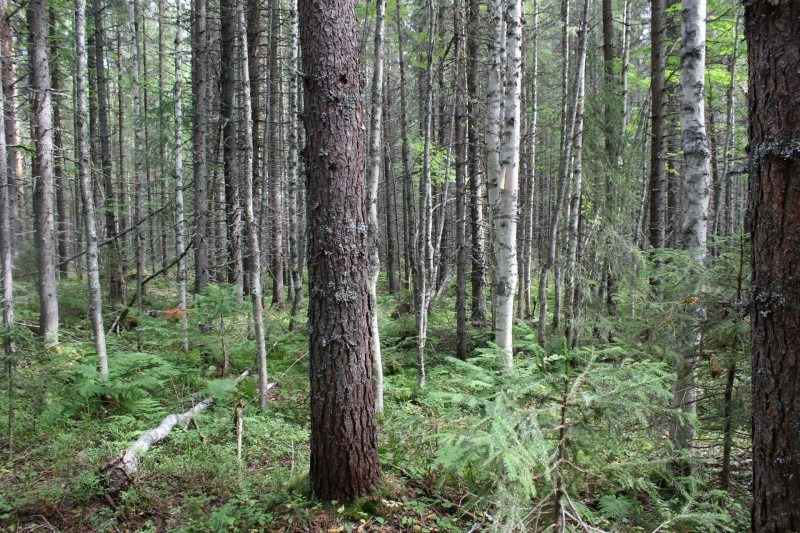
[268,0,285,308]
[28,0,59,347]
[300,0,381,499]
[0,0,14,358]
[75,0,108,375]
[220,0,243,288]
[1,0,20,252]
[454,0,468,361]
[746,1,800,529]
[649,0,667,250]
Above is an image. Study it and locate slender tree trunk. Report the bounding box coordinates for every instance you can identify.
[367,0,386,414]
[288,0,305,323]
[0,0,15,357]
[413,0,437,388]
[720,13,739,239]
[128,0,147,350]
[383,76,400,294]
[75,0,107,375]
[174,0,188,350]
[649,0,667,251]
[236,0,269,410]
[49,12,69,279]
[268,0,285,308]
[565,0,590,349]
[220,0,243,290]
[300,0,381,498]
[466,0,486,321]
[192,0,210,295]
[396,0,415,291]
[454,0,468,361]
[28,0,59,347]
[92,0,125,304]
[1,0,19,254]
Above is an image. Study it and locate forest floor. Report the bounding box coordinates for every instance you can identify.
[1,278,751,531]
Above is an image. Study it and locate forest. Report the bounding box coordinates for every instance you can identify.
[1,0,799,530]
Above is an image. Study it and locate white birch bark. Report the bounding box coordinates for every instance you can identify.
[0,0,12,359]
[367,0,386,414]
[486,0,522,367]
[672,0,710,451]
[237,0,270,410]
[174,0,188,351]
[75,0,107,375]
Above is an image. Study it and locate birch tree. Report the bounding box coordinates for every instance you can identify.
[367,0,386,414]
[485,0,523,366]
[174,0,188,350]
[671,0,711,453]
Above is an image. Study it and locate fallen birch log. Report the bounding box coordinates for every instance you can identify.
[104,369,273,491]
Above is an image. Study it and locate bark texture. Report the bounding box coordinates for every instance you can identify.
[28,0,59,347]
[747,1,800,530]
[300,0,381,500]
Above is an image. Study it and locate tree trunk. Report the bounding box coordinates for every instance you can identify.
[1,0,20,253]
[287,0,305,324]
[268,0,285,309]
[395,0,415,291]
[649,0,667,251]
[486,0,522,366]
[174,0,188,350]
[367,0,386,414]
[466,0,487,321]
[747,2,800,529]
[28,0,59,347]
[454,0,468,361]
[75,0,108,375]
[192,0,210,295]
[92,0,125,304]
[300,0,381,500]
[49,11,68,279]
[220,0,243,290]
[0,0,14,358]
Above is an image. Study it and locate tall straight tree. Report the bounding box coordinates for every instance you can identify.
[237,0,269,410]
[671,0,710,453]
[746,1,800,529]
[75,0,107,375]
[174,0,188,350]
[192,0,210,294]
[1,0,20,253]
[28,0,59,347]
[366,0,386,414]
[300,0,381,500]
[649,0,667,251]
[485,0,523,366]
[0,0,13,357]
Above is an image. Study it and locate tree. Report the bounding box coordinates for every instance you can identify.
[485,0,523,365]
[174,0,188,350]
[671,0,711,454]
[28,0,59,347]
[75,0,108,375]
[747,1,800,529]
[367,0,386,413]
[300,0,381,500]
[192,0,210,295]
[649,0,667,251]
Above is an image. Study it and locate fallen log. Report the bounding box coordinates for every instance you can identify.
[103,369,272,492]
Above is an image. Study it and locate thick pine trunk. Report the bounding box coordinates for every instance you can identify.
[747,2,800,529]
[300,0,381,499]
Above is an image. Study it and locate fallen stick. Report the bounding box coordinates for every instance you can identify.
[103,369,269,491]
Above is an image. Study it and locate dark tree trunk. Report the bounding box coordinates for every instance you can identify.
[300,0,381,501]
[268,0,285,308]
[49,9,68,279]
[192,0,210,294]
[747,2,800,530]
[92,0,125,303]
[649,0,667,250]
[466,0,486,321]
[220,0,242,288]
